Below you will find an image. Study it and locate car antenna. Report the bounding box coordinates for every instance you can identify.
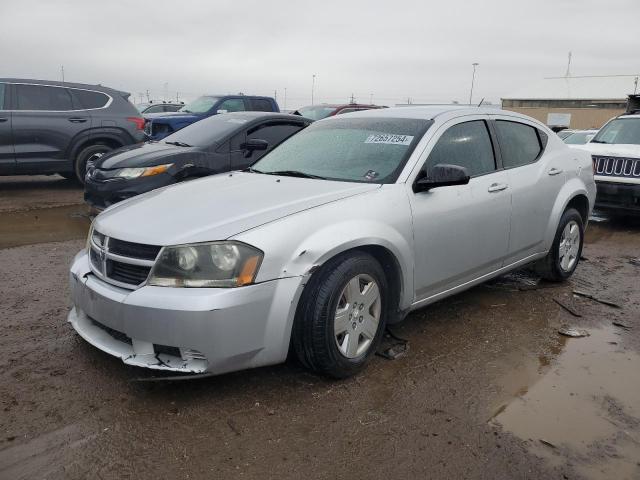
[477,97,485,107]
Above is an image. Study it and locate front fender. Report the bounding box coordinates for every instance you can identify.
[233,187,415,309]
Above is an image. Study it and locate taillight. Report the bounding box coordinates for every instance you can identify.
[127,117,145,130]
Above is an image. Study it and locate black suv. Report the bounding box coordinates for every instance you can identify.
[0,79,146,182]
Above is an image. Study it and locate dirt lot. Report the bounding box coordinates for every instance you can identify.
[1,175,639,480]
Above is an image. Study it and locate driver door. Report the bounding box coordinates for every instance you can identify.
[409,117,512,302]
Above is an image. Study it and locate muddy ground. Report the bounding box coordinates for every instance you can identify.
[1,175,639,480]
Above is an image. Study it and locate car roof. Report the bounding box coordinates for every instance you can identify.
[216,112,311,122]
[0,78,127,95]
[333,106,548,127]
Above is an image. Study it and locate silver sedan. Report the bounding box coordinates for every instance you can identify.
[68,106,596,378]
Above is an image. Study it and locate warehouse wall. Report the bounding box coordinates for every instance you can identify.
[502,106,625,129]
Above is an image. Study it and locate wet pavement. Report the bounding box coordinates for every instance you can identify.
[1,176,639,479]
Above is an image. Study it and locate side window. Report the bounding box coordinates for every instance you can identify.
[246,122,305,146]
[15,84,73,111]
[218,98,245,113]
[250,99,274,112]
[495,120,543,168]
[423,120,496,177]
[0,83,5,110]
[71,89,109,109]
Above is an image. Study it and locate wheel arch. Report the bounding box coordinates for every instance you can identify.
[67,129,129,162]
[544,179,593,249]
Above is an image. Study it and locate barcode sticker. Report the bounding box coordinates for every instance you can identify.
[365,134,414,145]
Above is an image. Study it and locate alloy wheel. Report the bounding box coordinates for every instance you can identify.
[333,274,381,358]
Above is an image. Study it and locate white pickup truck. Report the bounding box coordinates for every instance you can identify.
[577,108,640,216]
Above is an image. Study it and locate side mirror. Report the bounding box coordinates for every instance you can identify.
[240,138,269,158]
[413,164,470,193]
[216,109,229,114]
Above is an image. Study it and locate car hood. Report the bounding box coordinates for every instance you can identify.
[94,172,380,245]
[144,111,202,122]
[95,142,202,169]
[574,143,640,159]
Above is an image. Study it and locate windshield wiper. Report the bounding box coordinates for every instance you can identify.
[258,170,325,179]
[589,139,607,144]
[165,141,191,147]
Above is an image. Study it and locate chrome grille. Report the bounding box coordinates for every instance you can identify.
[89,230,162,289]
[592,156,640,179]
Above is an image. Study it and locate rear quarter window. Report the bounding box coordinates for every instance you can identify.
[495,120,544,169]
[70,89,110,109]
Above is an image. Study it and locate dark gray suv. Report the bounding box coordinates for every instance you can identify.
[0,78,146,182]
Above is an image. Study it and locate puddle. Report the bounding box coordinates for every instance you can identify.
[493,325,640,480]
[0,205,91,249]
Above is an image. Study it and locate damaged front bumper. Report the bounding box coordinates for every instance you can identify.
[68,250,304,376]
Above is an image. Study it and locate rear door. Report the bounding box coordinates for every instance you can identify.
[12,83,92,173]
[229,120,307,170]
[490,116,561,263]
[249,98,276,112]
[0,82,14,174]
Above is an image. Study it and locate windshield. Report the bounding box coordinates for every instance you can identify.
[163,113,247,147]
[179,96,219,114]
[297,105,337,120]
[564,131,594,145]
[591,118,640,145]
[251,117,431,183]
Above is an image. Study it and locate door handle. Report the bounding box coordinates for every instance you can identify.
[68,117,88,123]
[488,183,508,193]
[548,167,563,176]
[0,117,8,123]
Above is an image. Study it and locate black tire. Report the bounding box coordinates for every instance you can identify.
[535,208,584,282]
[74,143,114,184]
[292,251,388,378]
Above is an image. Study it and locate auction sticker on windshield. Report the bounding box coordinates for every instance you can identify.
[365,134,414,145]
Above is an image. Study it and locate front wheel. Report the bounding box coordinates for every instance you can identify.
[292,252,388,378]
[535,208,584,281]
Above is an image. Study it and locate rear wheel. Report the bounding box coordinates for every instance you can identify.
[535,208,584,281]
[74,143,114,183]
[292,252,388,378]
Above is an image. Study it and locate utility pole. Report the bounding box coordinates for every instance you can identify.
[284,88,287,110]
[565,51,572,77]
[61,65,65,83]
[469,62,479,105]
[634,76,638,94]
[176,92,180,103]
[274,89,277,102]
[369,93,373,104]
[145,89,150,102]
[311,74,316,105]
[349,93,355,104]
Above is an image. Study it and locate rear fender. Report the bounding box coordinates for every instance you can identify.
[543,178,590,250]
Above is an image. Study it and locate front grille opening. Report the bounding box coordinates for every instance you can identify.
[91,319,132,345]
[109,238,161,260]
[90,248,101,269]
[107,260,151,285]
[154,344,181,358]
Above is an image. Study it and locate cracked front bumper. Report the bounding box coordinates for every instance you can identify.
[68,250,304,375]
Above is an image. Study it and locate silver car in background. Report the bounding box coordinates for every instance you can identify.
[68,107,596,378]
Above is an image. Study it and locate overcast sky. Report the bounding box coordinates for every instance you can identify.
[2,0,639,107]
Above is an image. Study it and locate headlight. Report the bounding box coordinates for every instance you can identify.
[147,241,263,288]
[117,163,173,179]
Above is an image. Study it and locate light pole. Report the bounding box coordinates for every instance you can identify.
[311,74,316,105]
[469,63,479,105]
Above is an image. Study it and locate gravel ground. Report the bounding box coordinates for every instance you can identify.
[1,176,639,479]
